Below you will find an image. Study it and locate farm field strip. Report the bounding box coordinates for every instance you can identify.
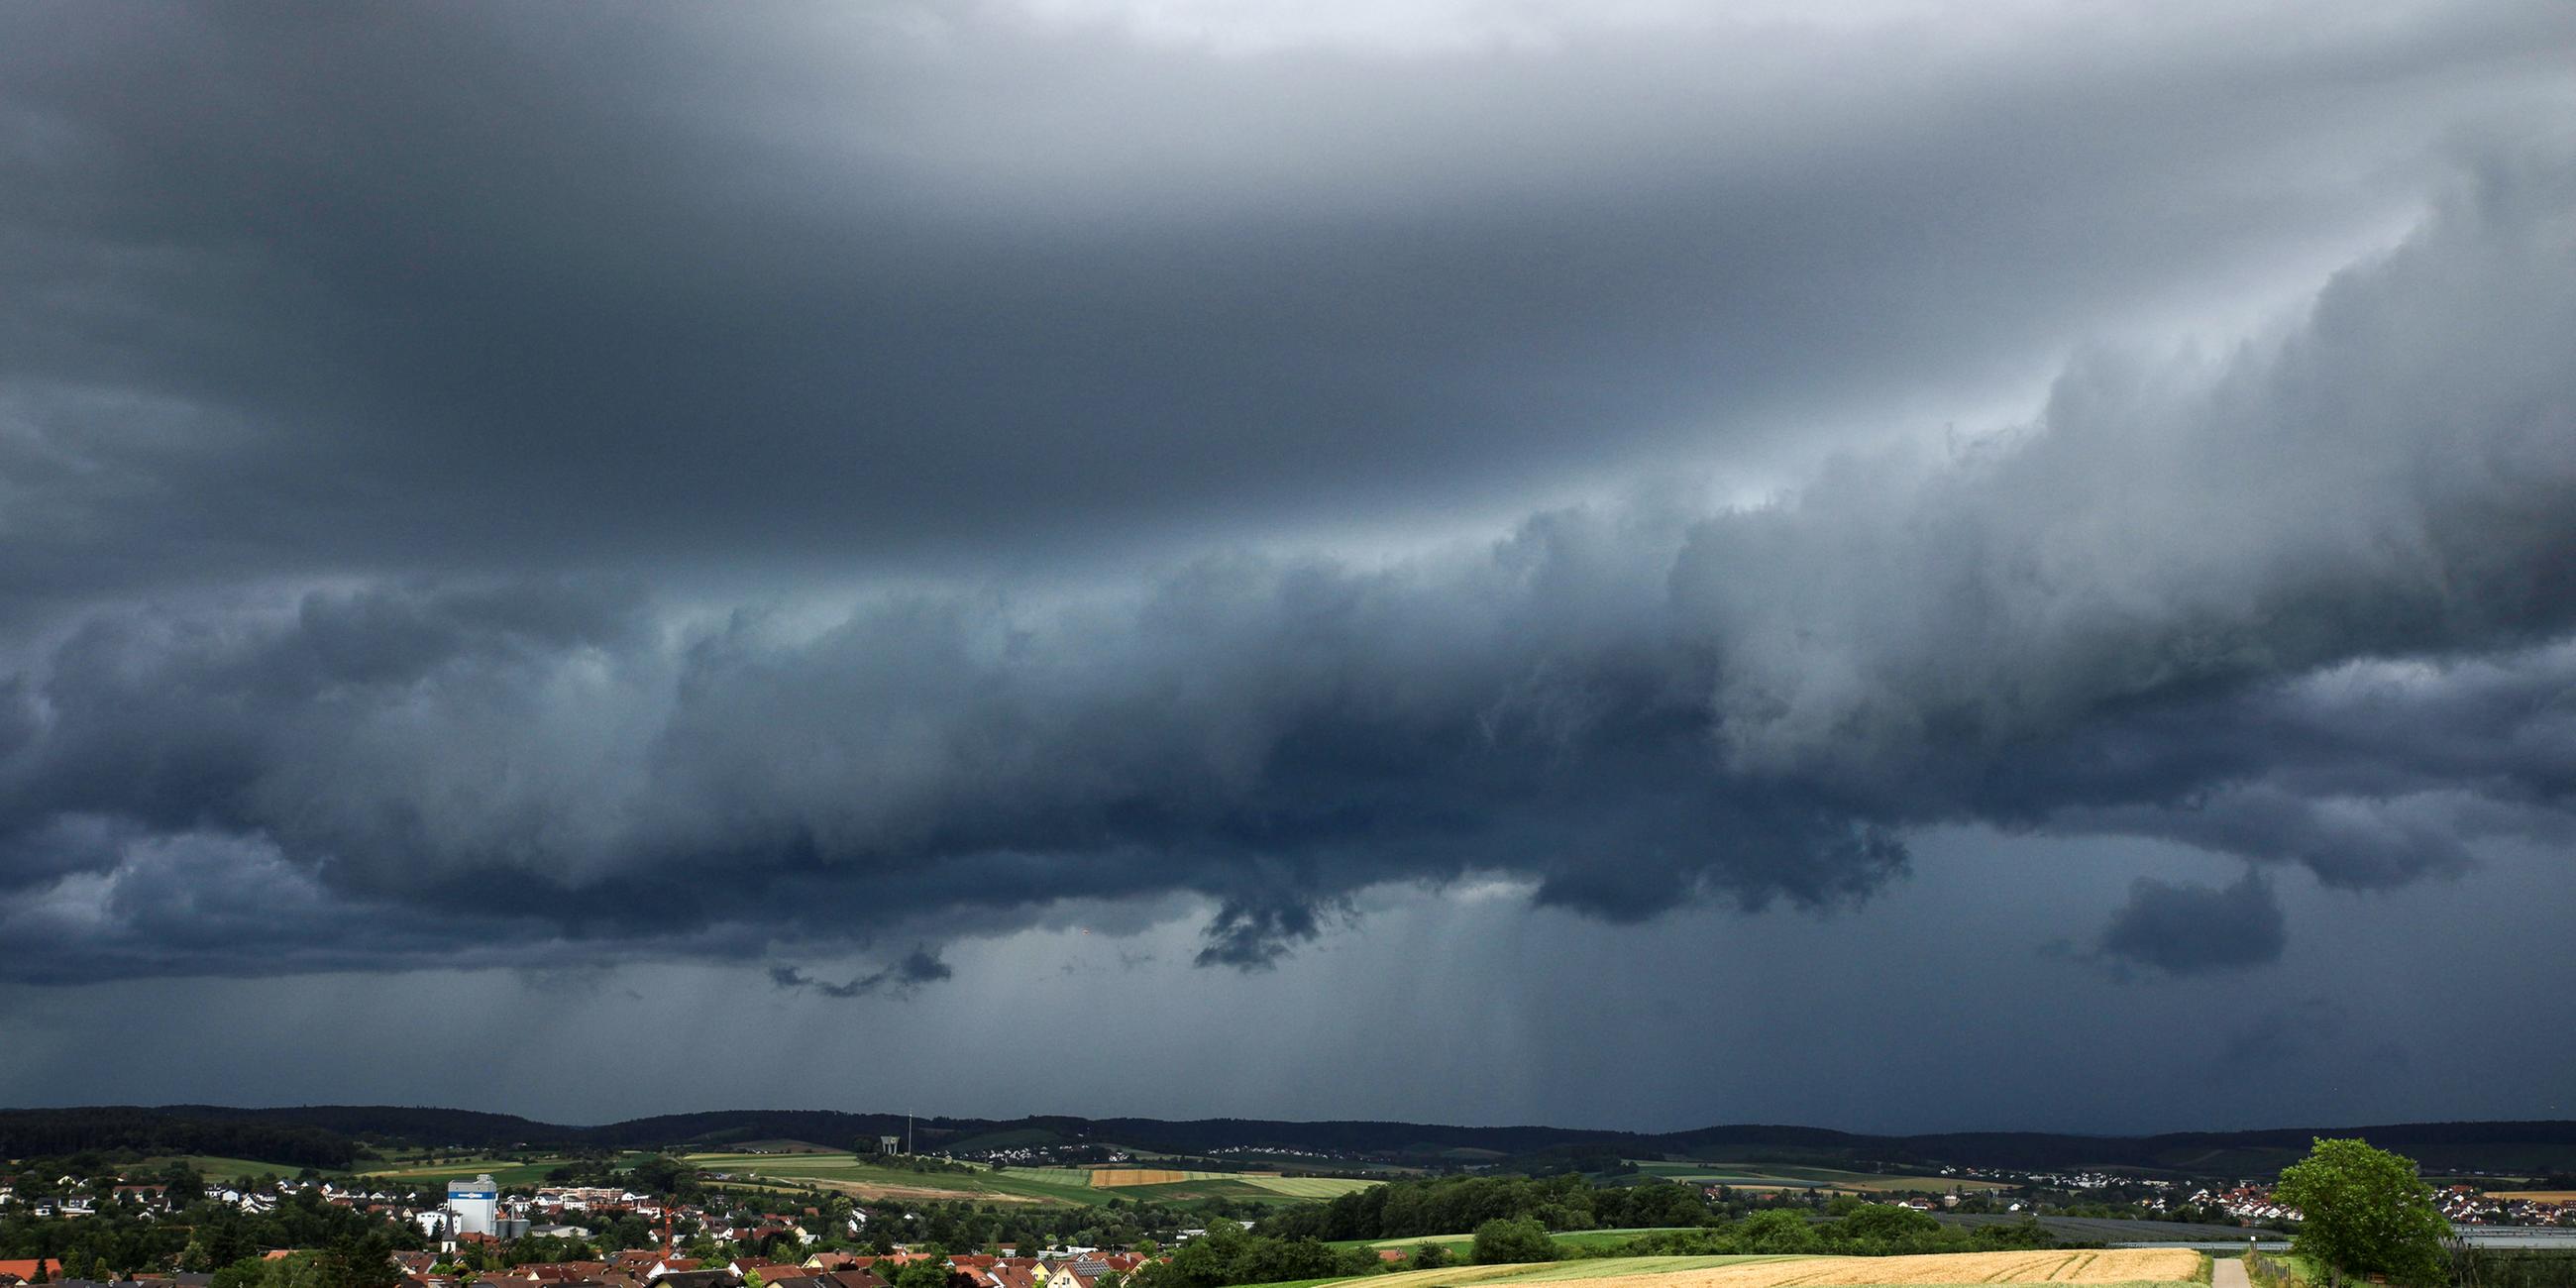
[1626,1164,2008,1194]
[1494,1257,1817,1282]
[1091,1168,1268,1186]
[1242,1176,1384,1198]
[356,1155,598,1187]
[1572,1250,2208,1288]
[1275,1250,2207,1288]
[1342,1229,1705,1252]
[144,1154,339,1179]
[681,1153,1066,1204]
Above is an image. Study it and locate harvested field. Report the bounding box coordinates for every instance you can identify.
[2490,1191,2576,1202]
[1244,1254,2206,1288]
[1566,1250,2206,1288]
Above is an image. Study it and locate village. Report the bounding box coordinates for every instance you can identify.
[0,1168,1169,1288]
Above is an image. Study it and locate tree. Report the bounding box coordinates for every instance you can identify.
[1831,1204,1940,1252]
[1410,1242,1453,1269]
[2273,1138,2449,1287]
[1729,1210,1822,1254]
[893,1256,955,1288]
[1469,1219,1556,1265]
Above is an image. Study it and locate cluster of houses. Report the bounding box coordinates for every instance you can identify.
[0,1253,1147,1288]
[0,1174,447,1224]
[1932,1167,2174,1194]
[0,1260,221,1288]
[2433,1186,2573,1228]
[0,1220,1158,1288]
[382,1247,1154,1288]
[2183,1185,2302,1226]
[2184,1181,2574,1229]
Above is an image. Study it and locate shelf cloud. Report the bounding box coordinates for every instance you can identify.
[2,147,2571,982]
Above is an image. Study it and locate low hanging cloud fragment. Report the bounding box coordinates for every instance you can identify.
[1194,896,1355,970]
[769,948,954,1000]
[0,151,2573,983]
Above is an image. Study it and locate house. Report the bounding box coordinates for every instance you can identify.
[799,1256,875,1274]
[816,1270,888,1288]
[0,1259,56,1285]
[651,1272,740,1288]
[1042,1260,1115,1288]
[516,1263,614,1282]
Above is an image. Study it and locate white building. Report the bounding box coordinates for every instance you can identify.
[447,1175,499,1238]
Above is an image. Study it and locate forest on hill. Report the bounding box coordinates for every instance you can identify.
[7,1105,2574,1177]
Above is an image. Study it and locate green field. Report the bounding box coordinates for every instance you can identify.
[994,1167,1098,1187]
[359,1153,644,1189]
[143,1155,338,1181]
[1242,1176,1384,1199]
[673,1151,1383,1207]
[682,1153,1107,1206]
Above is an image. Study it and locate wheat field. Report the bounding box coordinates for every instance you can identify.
[1561,1249,2205,1288]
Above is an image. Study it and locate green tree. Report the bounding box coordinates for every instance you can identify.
[1729,1210,1822,1254]
[210,1257,268,1288]
[1410,1242,1453,1269]
[2272,1138,2449,1288]
[1469,1219,1556,1265]
[893,1255,955,1288]
[1830,1204,1940,1252]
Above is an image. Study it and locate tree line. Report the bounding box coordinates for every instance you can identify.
[1257,1174,1713,1242]
[0,1110,361,1171]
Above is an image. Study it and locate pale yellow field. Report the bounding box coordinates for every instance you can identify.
[2490,1191,2576,1202]
[1566,1250,2204,1288]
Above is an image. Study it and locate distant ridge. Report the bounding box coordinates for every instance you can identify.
[5,1105,2573,1177]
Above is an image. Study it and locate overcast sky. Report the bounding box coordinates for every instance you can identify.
[3,0,2574,1134]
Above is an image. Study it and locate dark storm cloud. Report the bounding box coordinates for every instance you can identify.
[2,2,2570,617]
[1,143,2573,983]
[2090,870,2287,977]
[2,3,2574,987]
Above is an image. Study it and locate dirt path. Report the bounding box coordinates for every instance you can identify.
[2211,1257,2252,1288]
